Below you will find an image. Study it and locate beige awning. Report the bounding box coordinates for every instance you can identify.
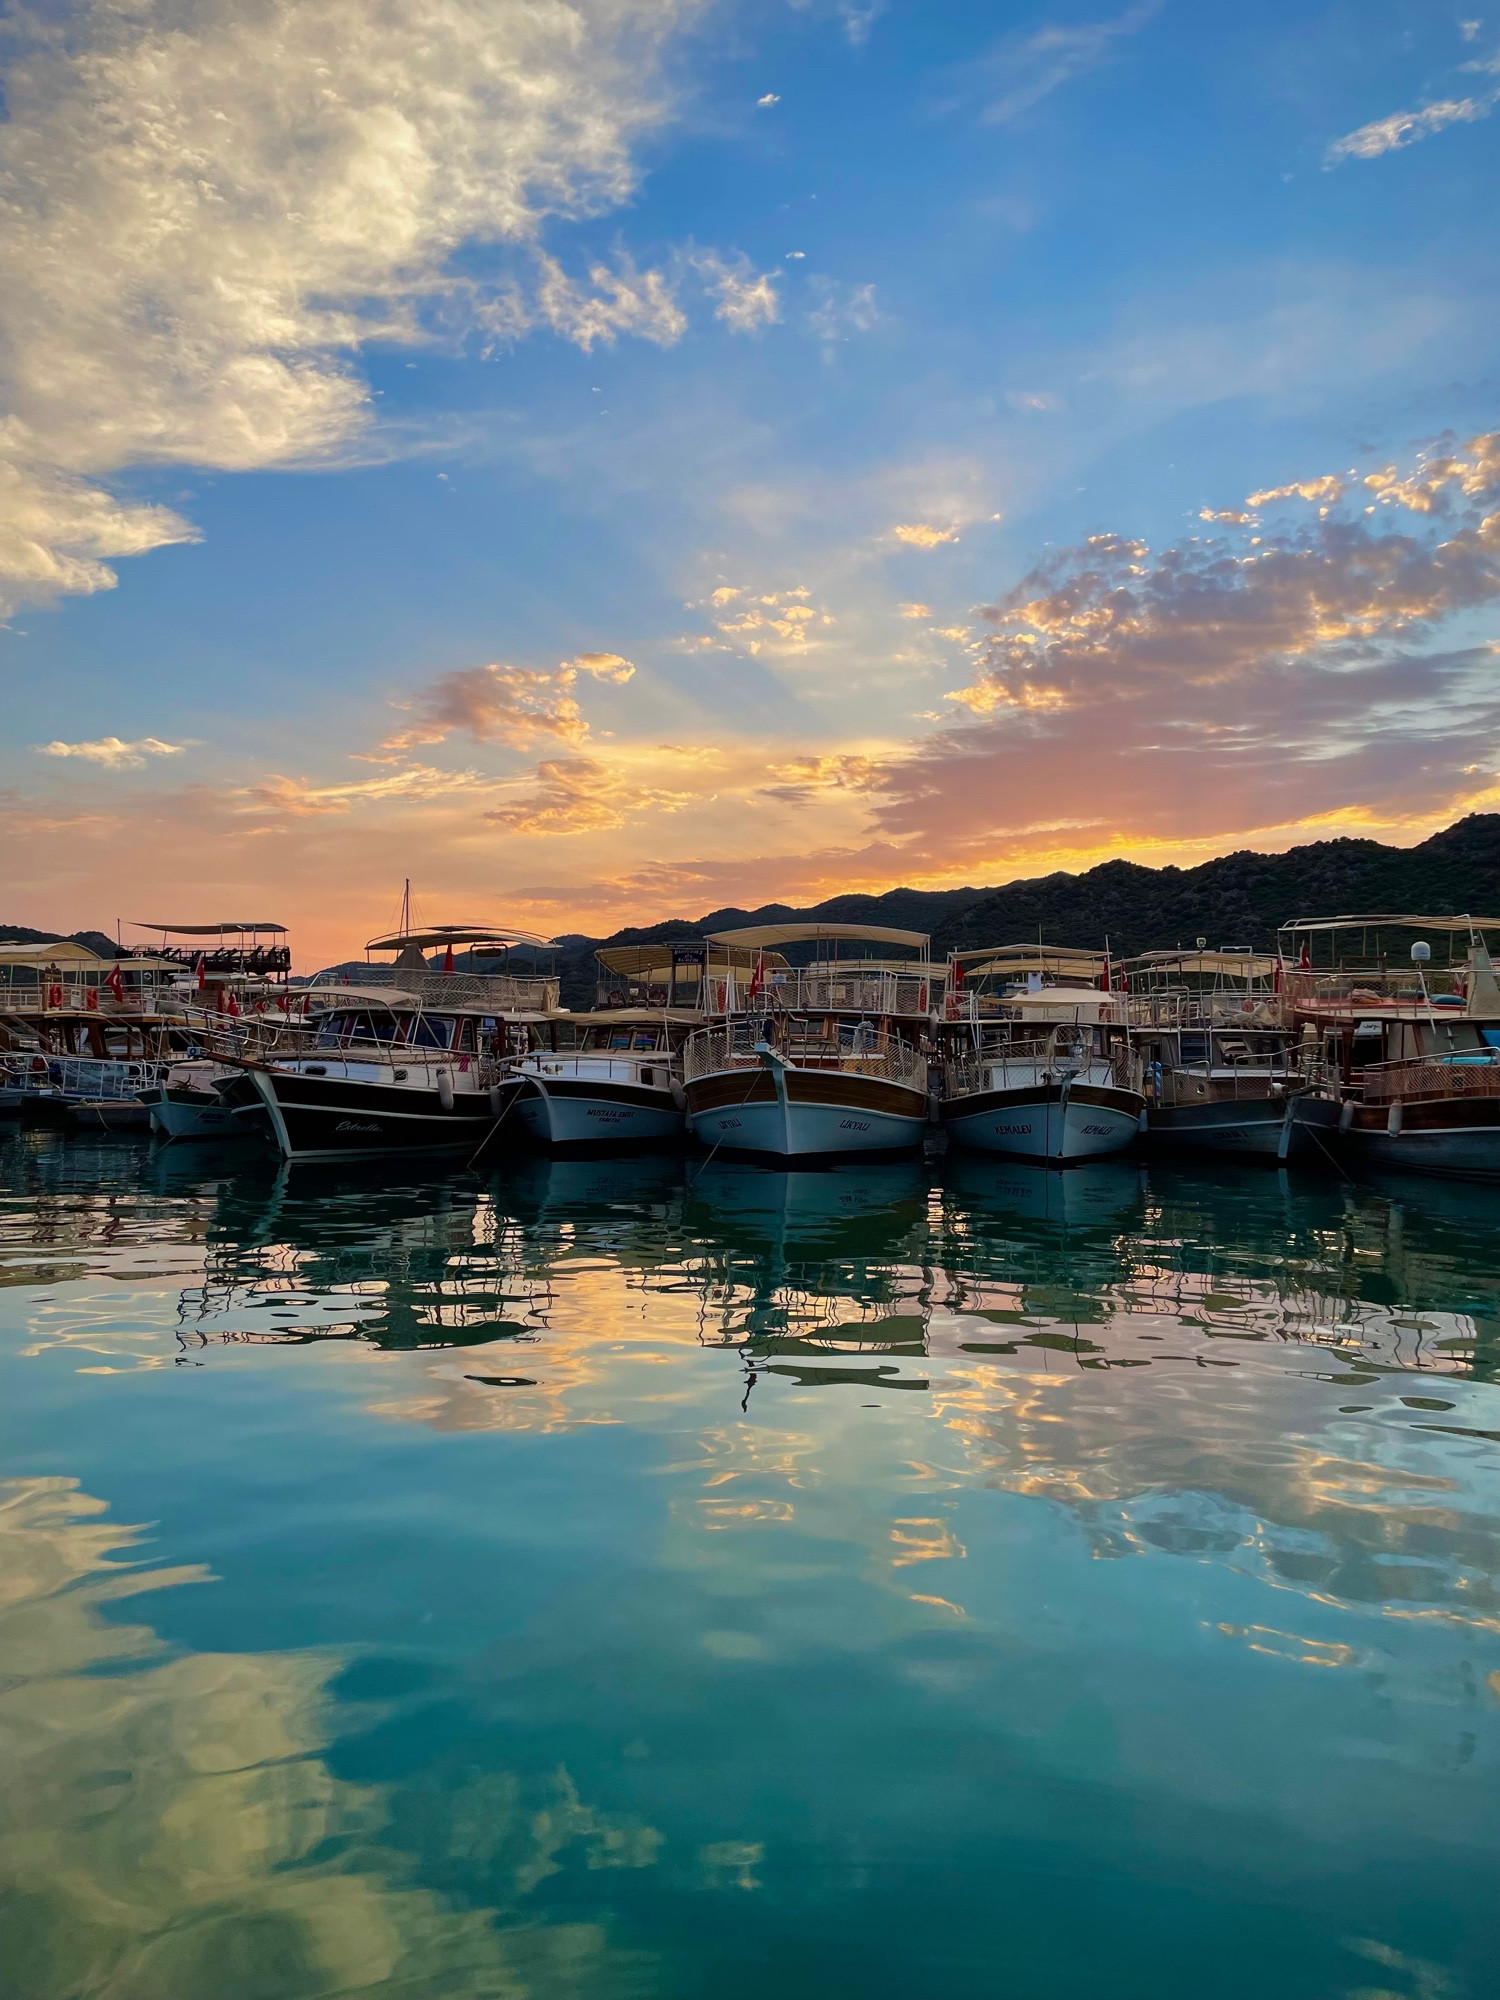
[1281,914,1500,934]
[0,940,107,967]
[708,922,928,950]
[1128,950,1280,977]
[365,925,554,952]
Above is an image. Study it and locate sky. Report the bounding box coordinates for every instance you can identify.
[2,0,1498,968]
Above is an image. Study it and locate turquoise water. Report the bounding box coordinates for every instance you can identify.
[3,1131,1500,1999]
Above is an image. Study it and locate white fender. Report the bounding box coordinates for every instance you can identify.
[437,1069,455,1112]
[1386,1101,1403,1136]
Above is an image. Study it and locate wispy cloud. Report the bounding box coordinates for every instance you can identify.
[1326,51,1500,163]
[970,1,1164,128]
[694,252,782,333]
[808,279,878,353]
[33,735,189,769]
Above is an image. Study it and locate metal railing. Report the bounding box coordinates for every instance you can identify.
[943,1039,1140,1098]
[0,1054,170,1100]
[0,967,189,1014]
[332,967,560,1013]
[707,970,939,1018]
[684,1020,925,1089]
[516,1054,672,1083]
[1360,1053,1500,1104]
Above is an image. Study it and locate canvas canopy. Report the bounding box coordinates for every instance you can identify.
[707,922,928,951]
[366,926,553,952]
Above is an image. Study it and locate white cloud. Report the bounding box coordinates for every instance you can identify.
[757,92,781,108]
[1326,48,1500,163]
[532,253,687,352]
[694,253,782,333]
[1326,91,1499,163]
[33,735,189,769]
[892,523,959,549]
[0,0,695,612]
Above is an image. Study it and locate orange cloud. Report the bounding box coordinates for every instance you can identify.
[378,654,634,755]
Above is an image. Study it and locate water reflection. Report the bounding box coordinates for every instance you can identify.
[5,1131,1500,1998]
[0,1477,660,1999]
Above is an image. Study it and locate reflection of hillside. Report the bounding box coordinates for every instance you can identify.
[0,1476,659,1998]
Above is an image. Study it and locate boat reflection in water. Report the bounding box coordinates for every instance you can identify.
[6,1123,1500,2000]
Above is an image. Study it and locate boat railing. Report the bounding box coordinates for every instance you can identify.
[0,966,187,1015]
[335,967,560,1013]
[1288,970,1468,1009]
[1360,1053,1500,1104]
[707,970,938,1018]
[943,1041,1137,1097]
[516,1053,673,1083]
[0,1053,170,1100]
[684,1020,925,1088]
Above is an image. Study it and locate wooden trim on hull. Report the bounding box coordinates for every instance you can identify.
[685,1063,927,1159]
[686,1067,927,1121]
[1341,1095,1500,1178]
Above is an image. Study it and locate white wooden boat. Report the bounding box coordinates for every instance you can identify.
[682,923,937,1161]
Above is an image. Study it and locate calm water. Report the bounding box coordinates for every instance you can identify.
[3,1130,1500,2000]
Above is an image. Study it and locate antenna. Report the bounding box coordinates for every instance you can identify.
[400,878,411,937]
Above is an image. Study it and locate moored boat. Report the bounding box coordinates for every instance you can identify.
[682,923,936,1161]
[1282,913,1500,1180]
[511,1007,693,1148]
[937,949,1145,1164]
[1128,949,1338,1159]
[236,924,555,1162]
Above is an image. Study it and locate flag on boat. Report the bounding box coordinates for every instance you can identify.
[1298,943,1311,971]
[195,954,207,991]
[105,964,124,1002]
[442,942,455,975]
[747,949,767,1004]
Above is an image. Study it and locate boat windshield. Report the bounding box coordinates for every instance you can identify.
[313,1010,456,1050]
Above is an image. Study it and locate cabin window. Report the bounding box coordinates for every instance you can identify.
[408,1016,454,1049]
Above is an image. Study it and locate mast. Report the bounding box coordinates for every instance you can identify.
[400,879,411,937]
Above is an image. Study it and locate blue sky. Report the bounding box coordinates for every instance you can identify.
[3,0,1497,961]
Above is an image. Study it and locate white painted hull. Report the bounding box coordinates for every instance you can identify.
[145,1089,258,1141]
[687,1094,925,1159]
[516,1085,683,1147]
[944,1087,1142,1163]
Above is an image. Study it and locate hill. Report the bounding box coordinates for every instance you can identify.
[549,815,1500,1005]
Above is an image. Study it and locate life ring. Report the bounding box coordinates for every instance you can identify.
[85,988,99,1010]
[46,983,63,1008]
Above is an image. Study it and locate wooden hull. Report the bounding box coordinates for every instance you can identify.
[1146,1092,1340,1160]
[1339,1096,1500,1180]
[248,1066,516,1163]
[515,1074,684,1148]
[685,1064,927,1159]
[942,1079,1143,1163]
